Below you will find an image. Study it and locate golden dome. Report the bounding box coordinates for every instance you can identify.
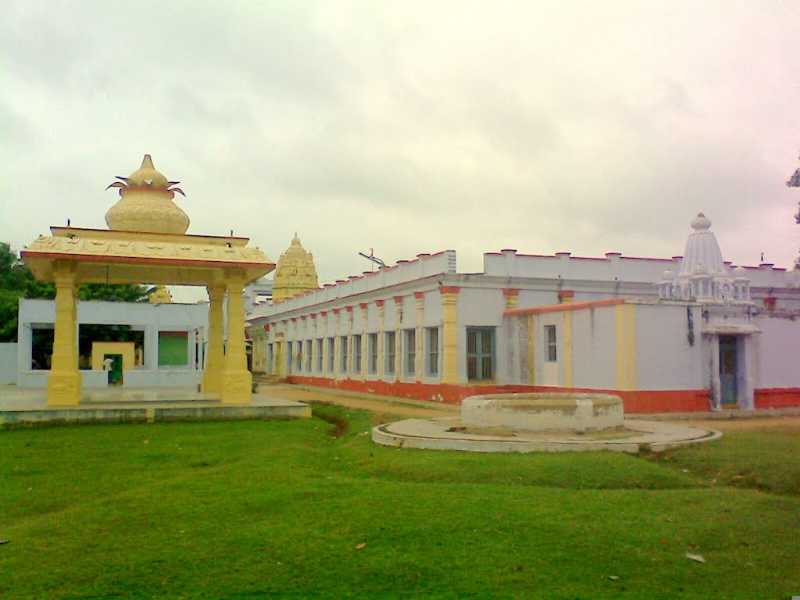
[148,285,173,304]
[272,233,319,303]
[105,154,190,234]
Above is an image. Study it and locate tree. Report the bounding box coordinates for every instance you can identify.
[0,242,149,342]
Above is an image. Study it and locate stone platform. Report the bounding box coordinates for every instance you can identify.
[372,416,720,454]
[0,386,310,428]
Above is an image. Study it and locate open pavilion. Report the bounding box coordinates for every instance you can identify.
[20,155,274,407]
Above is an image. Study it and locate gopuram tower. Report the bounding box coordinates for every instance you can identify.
[271,234,319,303]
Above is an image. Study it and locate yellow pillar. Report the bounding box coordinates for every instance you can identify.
[221,272,251,404]
[275,333,286,379]
[615,303,637,389]
[47,261,81,406]
[562,310,573,387]
[202,284,225,395]
[527,314,536,385]
[441,286,459,384]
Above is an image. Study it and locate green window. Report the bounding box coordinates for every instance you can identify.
[340,336,349,373]
[467,327,495,381]
[158,331,188,367]
[404,329,416,376]
[368,333,378,374]
[353,334,362,373]
[426,327,439,376]
[385,331,396,375]
[545,325,557,362]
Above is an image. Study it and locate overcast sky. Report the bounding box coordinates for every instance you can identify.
[2,1,799,302]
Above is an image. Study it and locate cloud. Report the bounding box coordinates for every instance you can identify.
[1,0,799,303]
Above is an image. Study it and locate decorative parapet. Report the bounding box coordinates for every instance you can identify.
[249,249,456,318]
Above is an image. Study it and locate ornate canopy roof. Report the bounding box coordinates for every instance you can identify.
[21,155,274,286]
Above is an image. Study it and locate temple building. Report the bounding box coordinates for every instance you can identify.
[246,214,800,413]
[271,234,319,303]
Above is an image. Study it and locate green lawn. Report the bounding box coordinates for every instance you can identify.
[1,406,799,599]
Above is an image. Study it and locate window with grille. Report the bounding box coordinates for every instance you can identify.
[426,327,439,376]
[353,334,362,373]
[327,337,335,372]
[466,327,495,381]
[286,341,293,374]
[305,340,312,372]
[316,339,323,372]
[385,331,396,375]
[404,329,416,376]
[340,336,349,373]
[368,333,378,374]
[545,325,557,362]
[267,343,273,374]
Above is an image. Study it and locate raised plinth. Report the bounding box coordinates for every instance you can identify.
[462,393,624,433]
[372,392,720,454]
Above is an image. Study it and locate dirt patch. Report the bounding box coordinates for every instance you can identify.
[311,406,349,438]
[260,384,455,419]
[684,416,800,432]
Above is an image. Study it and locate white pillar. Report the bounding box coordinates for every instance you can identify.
[17,322,33,371]
[144,326,159,370]
[709,335,721,410]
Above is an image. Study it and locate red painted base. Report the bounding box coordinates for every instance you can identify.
[285,376,713,414]
[754,388,800,409]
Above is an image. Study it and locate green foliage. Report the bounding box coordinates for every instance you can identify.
[0,241,149,342]
[0,408,799,598]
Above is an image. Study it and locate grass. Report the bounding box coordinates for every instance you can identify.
[0,406,798,599]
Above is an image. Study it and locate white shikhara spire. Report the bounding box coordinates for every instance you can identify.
[658,213,751,303]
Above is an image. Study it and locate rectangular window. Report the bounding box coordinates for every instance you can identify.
[404,329,416,376]
[305,340,312,372]
[327,337,335,373]
[426,327,439,376]
[353,334,362,373]
[316,338,323,372]
[296,341,303,372]
[368,333,378,374]
[545,325,557,362]
[385,331,396,375]
[466,327,495,381]
[286,341,293,374]
[340,336,349,373]
[266,343,273,374]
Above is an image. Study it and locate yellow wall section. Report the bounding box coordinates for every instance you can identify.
[441,291,459,384]
[562,311,573,387]
[615,303,637,389]
[91,342,136,372]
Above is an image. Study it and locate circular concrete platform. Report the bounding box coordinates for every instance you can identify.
[372,416,721,454]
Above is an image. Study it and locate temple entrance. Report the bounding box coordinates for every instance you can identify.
[719,335,738,408]
[104,354,123,385]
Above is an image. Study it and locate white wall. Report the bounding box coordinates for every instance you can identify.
[572,307,616,389]
[0,343,18,384]
[752,315,800,388]
[635,304,705,389]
